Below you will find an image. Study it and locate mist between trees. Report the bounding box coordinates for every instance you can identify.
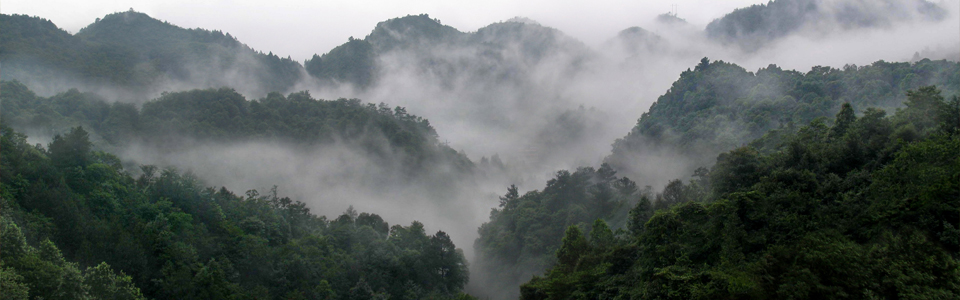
[2,0,959,299]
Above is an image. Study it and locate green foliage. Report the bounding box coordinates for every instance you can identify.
[706,0,816,50]
[608,58,960,182]
[366,14,463,53]
[710,147,763,195]
[0,124,473,299]
[473,164,639,299]
[555,226,589,273]
[0,266,30,300]
[301,14,463,89]
[627,195,653,235]
[518,87,960,298]
[305,38,377,88]
[84,262,146,300]
[48,126,92,169]
[0,81,474,177]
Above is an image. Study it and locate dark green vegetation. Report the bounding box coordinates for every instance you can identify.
[305,38,378,89]
[0,11,302,97]
[518,85,959,299]
[472,164,645,298]
[0,123,475,299]
[473,58,959,298]
[705,0,946,50]
[4,4,958,299]
[607,58,960,185]
[0,81,473,178]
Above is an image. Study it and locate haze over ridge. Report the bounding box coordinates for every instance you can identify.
[1,1,958,299]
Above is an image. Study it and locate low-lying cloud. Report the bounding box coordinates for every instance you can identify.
[5,1,959,296]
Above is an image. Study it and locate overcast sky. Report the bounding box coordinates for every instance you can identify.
[3,0,770,62]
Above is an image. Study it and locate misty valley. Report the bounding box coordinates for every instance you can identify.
[1,0,958,299]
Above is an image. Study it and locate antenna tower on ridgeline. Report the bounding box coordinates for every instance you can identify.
[671,4,678,17]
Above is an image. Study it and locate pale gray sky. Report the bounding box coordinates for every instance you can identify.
[2,0,768,62]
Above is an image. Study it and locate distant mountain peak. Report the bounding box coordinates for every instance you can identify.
[2,10,302,97]
[78,9,189,44]
[366,14,463,51]
[85,9,165,29]
[705,0,947,51]
[504,16,540,25]
[618,26,657,38]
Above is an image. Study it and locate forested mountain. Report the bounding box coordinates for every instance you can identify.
[1,12,615,175]
[0,80,474,180]
[0,124,474,299]
[606,58,959,188]
[1,12,592,97]
[705,0,947,51]
[0,14,132,90]
[518,86,959,299]
[366,14,464,53]
[0,11,303,98]
[305,14,613,176]
[305,14,591,90]
[472,57,959,298]
[472,164,646,299]
[3,3,957,299]
[305,38,378,89]
[475,85,959,299]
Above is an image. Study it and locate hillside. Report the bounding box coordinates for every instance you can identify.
[0,124,474,299]
[0,11,303,98]
[705,0,947,51]
[606,58,960,188]
[475,84,959,299]
[2,3,958,299]
[0,14,135,88]
[519,86,959,299]
[304,14,591,90]
[0,81,474,180]
[471,58,959,298]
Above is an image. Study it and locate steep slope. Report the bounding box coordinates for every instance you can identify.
[471,58,959,299]
[606,58,960,188]
[519,86,960,299]
[0,14,137,89]
[305,38,378,88]
[77,10,303,95]
[0,81,474,181]
[366,14,465,53]
[305,14,605,176]
[0,124,475,299]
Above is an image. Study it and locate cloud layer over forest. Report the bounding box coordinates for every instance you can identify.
[2,0,958,274]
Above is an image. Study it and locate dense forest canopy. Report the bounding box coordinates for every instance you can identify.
[2,1,958,299]
[516,85,959,299]
[472,164,647,299]
[0,123,475,299]
[606,57,959,188]
[0,80,474,179]
[473,57,959,298]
